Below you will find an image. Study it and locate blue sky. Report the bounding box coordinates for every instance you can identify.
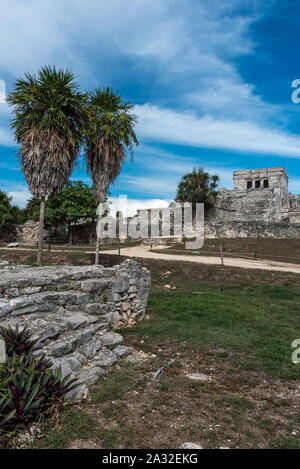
[1,0,300,214]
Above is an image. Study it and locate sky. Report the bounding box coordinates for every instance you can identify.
[1,0,300,215]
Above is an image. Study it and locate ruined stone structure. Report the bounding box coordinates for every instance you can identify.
[208,167,297,223]
[136,167,300,240]
[205,167,300,238]
[1,167,299,244]
[0,260,150,398]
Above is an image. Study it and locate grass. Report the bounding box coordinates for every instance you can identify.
[91,363,137,402]
[153,237,300,264]
[122,283,300,379]
[4,248,300,449]
[31,409,96,449]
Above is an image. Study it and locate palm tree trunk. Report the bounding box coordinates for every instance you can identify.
[95,207,102,265]
[37,198,45,264]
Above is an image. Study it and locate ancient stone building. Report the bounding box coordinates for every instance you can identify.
[137,167,300,240]
[207,167,298,224]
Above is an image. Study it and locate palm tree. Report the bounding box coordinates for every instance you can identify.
[176,168,219,217]
[84,87,138,264]
[8,66,86,264]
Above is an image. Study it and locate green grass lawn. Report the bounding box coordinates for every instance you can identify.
[122,283,300,380]
[3,251,300,449]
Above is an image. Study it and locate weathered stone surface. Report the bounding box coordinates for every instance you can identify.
[81,279,110,293]
[0,261,150,400]
[63,354,84,371]
[112,280,129,293]
[76,327,95,345]
[113,345,133,358]
[6,288,19,297]
[181,442,203,449]
[77,366,106,386]
[64,313,91,330]
[51,359,73,379]
[66,384,88,401]
[0,300,11,317]
[100,332,123,348]
[50,338,78,358]
[95,348,117,368]
[186,373,209,381]
[11,304,39,316]
[39,325,60,342]
[85,303,108,315]
[0,339,6,363]
[80,340,102,359]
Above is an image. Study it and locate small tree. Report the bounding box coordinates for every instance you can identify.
[24,181,99,244]
[47,181,98,244]
[176,168,219,216]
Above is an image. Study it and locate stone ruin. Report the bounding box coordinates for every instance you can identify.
[2,166,299,245]
[0,259,150,399]
[136,167,300,241]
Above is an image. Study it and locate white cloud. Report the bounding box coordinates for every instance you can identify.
[135,104,300,158]
[109,197,171,217]
[8,189,31,208]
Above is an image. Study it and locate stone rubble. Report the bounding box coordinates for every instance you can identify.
[0,259,150,399]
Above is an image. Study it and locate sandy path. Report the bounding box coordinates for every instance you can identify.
[1,245,300,274]
[103,246,300,274]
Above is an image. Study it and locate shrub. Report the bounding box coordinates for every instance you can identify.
[0,325,37,356]
[0,326,79,436]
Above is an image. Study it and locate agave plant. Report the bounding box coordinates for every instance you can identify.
[8,66,86,264]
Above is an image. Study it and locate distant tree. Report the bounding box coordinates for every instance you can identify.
[23,197,41,222]
[47,181,98,244]
[10,205,27,224]
[0,190,26,224]
[24,181,99,244]
[176,168,219,216]
[8,66,86,263]
[0,191,14,224]
[84,86,138,264]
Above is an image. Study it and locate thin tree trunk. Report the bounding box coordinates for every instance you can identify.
[37,198,45,265]
[95,207,102,265]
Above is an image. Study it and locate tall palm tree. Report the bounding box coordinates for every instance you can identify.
[84,87,138,264]
[8,66,86,264]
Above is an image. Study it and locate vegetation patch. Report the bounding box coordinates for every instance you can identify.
[0,326,79,448]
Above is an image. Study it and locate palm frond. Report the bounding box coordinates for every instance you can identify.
[84,86,138,201]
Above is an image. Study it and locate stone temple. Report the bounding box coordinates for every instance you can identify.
[137,167,300,240]
[207,167,300,224]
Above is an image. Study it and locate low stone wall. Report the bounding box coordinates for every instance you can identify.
[0,260,150,398]
[205,220,300,238]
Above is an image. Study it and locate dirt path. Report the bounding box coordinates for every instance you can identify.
[103,246,300,274]
[2,245,300,274]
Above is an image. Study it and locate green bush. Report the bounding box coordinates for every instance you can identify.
[0,326,79,436]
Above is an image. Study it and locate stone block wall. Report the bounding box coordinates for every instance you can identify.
[205,220,300,238]
[0,260,150,399]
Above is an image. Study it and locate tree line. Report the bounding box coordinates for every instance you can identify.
[0,181,100,241]
[8,66,138,264]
